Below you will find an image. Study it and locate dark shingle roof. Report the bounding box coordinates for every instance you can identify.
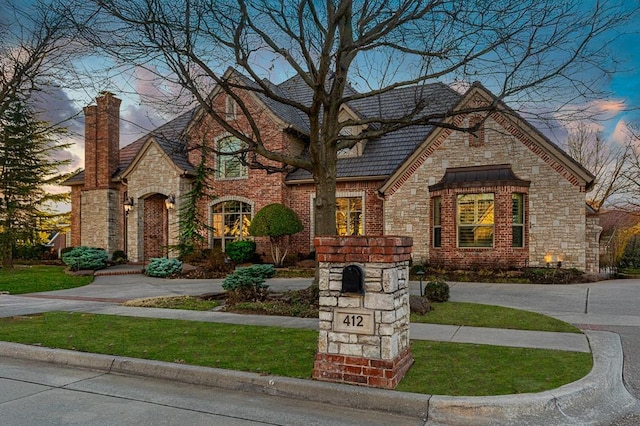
[285,82,462,181]
[63,109,196,186]
[428,164,531,192]
[64,71,462,186]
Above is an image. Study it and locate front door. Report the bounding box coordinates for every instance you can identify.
[143,194,168,259]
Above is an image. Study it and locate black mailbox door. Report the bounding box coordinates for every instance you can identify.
[342,265,363,294]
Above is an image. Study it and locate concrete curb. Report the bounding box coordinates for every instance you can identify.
[427,331,640,425]
[0,330,637,423]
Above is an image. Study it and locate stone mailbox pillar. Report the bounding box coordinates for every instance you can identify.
[312,236,413,389]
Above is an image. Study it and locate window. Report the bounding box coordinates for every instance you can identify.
[336,197,363,236]
[211,201,252,251]
[468,115,485,147]
[225,96,237,120]
[216,137,247,179]
[512,193,525,247]
[457,193,494,247]
[432,196,442,247]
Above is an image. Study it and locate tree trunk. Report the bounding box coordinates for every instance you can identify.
[313,160,338,237]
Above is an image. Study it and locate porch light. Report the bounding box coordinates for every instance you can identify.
[124,197,134,214]
[165,194,176,210]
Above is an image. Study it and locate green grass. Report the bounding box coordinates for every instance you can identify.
[0,265,93,294]
[411,302,581,333]
[0,312,316,378]
[397,340,592,395]
[123,296,220,311]
[0,312,592,395]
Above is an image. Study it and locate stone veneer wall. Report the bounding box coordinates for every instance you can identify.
[80,188,121,255]
[125,142,188,262]
[312,236,413,389]
[384,114,592,271]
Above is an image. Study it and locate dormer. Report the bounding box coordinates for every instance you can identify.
[337,106,367,158]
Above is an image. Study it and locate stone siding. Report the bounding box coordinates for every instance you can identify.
[80,188,121,255]
[125,142,188,262]
[313,236,413,389]
[384,114,593,271]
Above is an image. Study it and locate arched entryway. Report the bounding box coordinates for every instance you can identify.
[143,193,169,259]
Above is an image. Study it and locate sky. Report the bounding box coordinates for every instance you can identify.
[27,1,640,211]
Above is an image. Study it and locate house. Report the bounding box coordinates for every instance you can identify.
[63,70,601,273]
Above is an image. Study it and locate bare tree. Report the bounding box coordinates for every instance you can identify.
[621,124,640,209]
[0,0,78,115]
[69,0,636,235]
[566,125,631,211]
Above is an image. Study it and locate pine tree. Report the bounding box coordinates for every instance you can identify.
[0,96,71,268]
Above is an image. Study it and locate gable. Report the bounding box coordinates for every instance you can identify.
[120,138,186,180]
[380,84,595,197]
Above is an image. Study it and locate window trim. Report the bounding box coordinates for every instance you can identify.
[512,193,525,248]
[432,196,442,248]
[225,96,237,121]
[468,115,485,147]
[309,192,365,244]
[215,136,248,180]
[209,197,254,252]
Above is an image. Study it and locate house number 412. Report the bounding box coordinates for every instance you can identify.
[343,315,364,327]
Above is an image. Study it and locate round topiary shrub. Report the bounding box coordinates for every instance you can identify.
[145,258,183,278]
[424,280,450,302]
[225,240,257,263]
[61,246,109,271]
[249,203,303,267]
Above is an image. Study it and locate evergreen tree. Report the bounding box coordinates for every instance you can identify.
[0,96,71,267]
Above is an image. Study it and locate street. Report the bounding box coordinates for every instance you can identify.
[0,355,421,425]
[2,275,640,424]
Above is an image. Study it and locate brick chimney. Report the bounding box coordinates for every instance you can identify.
[84,92,121,189]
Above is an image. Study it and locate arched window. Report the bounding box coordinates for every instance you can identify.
[216,137,247,179]
[211,200,252,251]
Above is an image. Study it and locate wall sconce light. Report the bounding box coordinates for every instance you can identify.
[124,196,134,215]
[544,254,552,268]
[165,194,176,210]
[556,255,563,269]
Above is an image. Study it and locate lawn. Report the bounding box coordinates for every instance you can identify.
[411,301,581,333]
[0,265,93,294]
[0,311,592,396]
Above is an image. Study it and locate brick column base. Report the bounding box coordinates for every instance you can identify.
[312,347,414,389]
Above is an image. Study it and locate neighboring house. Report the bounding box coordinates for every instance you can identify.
[44,230,69,259]
[63,70,600,272]
[598,210,640,269]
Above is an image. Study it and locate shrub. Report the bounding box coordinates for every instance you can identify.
[249,203,303,267]
[145,258,183,278]
[112,250,127,264]
[222,264,276,304]
[424,280,450,302]
[409,295,432,315]
[225,240,257,263]
[62,246,108,271]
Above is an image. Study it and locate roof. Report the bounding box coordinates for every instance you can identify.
[599,210,640,236]
[63,109,196,186]
[64,71,592,190]
[428,164,531,192]
[285,82,461,181]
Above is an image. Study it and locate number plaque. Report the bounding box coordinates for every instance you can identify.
[333,309,374,335]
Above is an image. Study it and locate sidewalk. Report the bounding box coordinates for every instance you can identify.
[72,303,591,353]
[0,272,638,424]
